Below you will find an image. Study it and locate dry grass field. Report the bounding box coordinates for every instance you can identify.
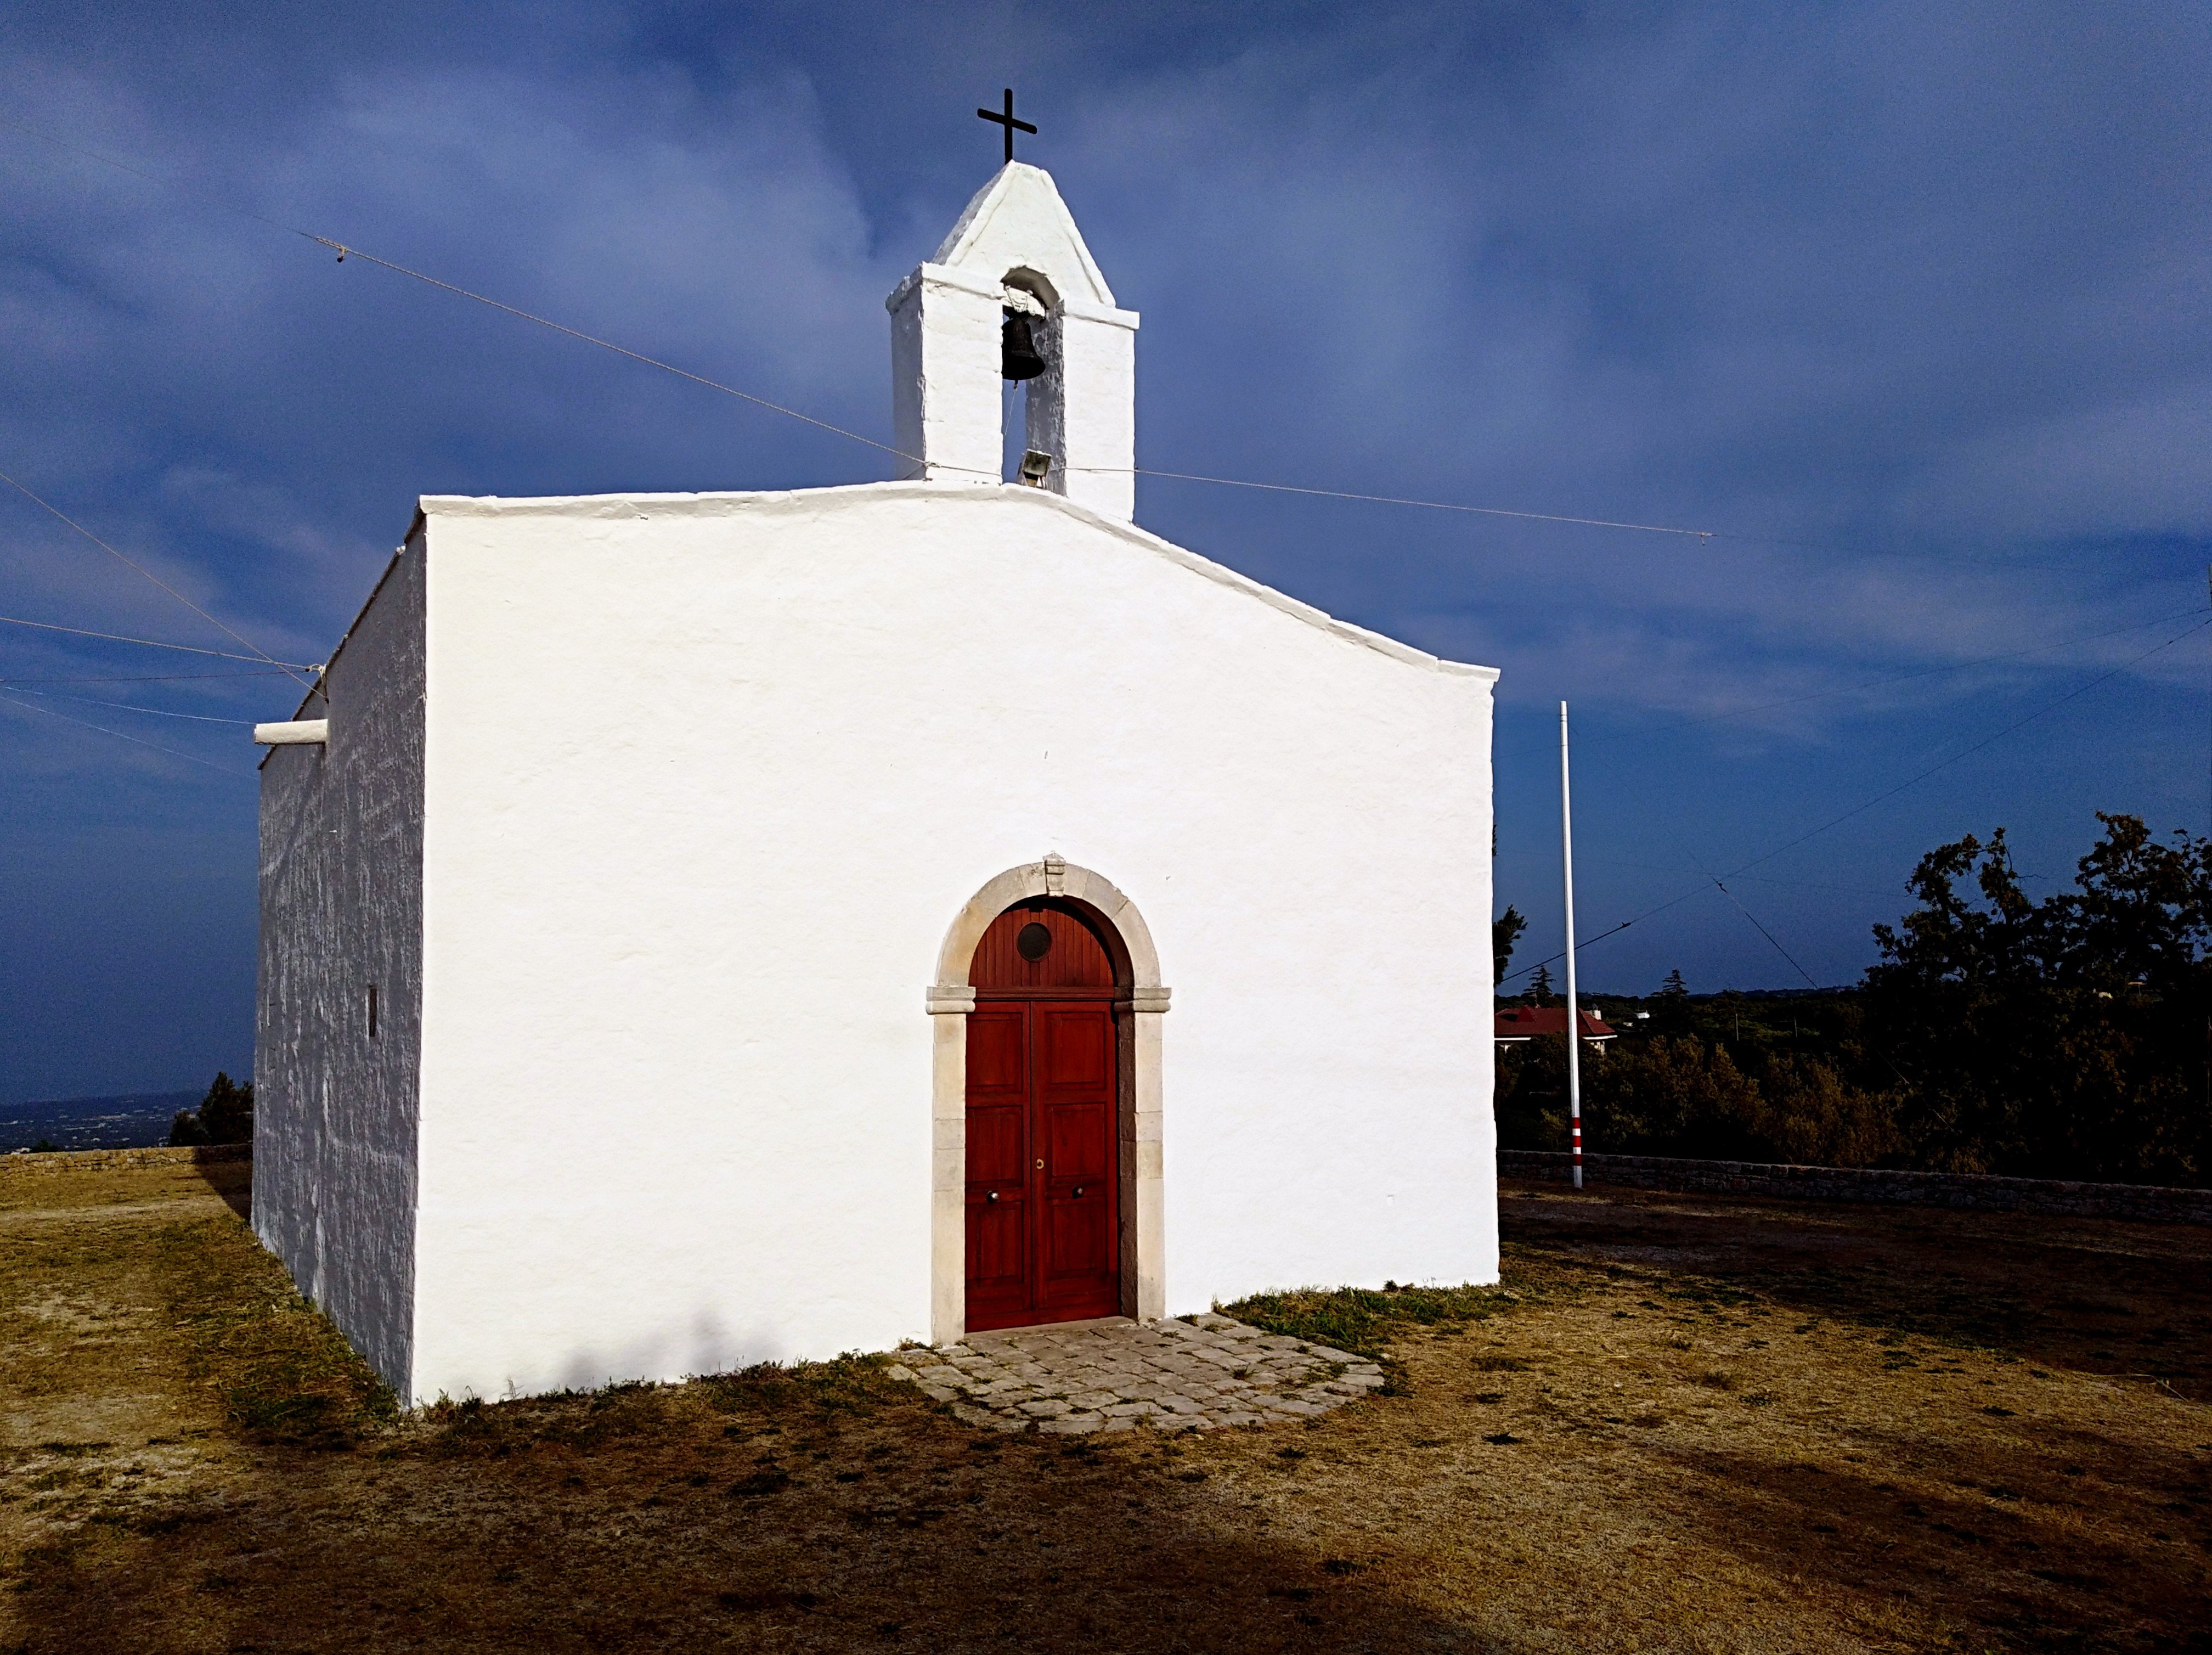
[2,1159,2207,1654]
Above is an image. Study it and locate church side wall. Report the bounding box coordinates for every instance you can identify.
[252,537,426,1396]
[405,484,1493,1402]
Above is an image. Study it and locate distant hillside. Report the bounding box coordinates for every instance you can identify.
[1,1091,203,1153]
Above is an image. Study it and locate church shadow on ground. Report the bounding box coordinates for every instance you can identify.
[191,1150,252,1221]
[1492,1183,2212,1653]
[1496,1179,2212,1393]
[12,1162,2208,1654]
[1641,1439,2212,1649]
[12,1381,1523,1654]
[19,1281,2206,1655]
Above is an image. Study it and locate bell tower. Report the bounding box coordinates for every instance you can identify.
[885,163,1139,522]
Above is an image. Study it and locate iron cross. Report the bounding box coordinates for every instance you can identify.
[977,88,1036,164]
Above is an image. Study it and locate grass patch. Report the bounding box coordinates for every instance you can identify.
[399,1352,913,1464]
[1219,1282,1531,1365]
[160,1217,398,1449]
[694,1353,899,1422]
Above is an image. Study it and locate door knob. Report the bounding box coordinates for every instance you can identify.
[986,1190,998,1202]
[1035,1158,1044,1169]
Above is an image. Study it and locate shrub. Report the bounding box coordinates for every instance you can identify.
[170,1073,253,1147]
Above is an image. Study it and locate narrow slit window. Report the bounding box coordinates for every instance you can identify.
[367,983,380,1040]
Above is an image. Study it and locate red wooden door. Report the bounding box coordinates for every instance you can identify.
[966,902,1121,1332]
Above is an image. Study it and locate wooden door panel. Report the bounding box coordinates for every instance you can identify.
[966,916,1122,1331]
[967,1104,1026,1184]
[966,1005,1028,1185]
[1043,1101,1111,1180]
[1042,1189,1114,1304]
[967,1006,1025,1094]
[1037,1003,1117,1310]
[967,1189,1027,1297]
[965,1003,1031,1330]
[1039,1007,1110,1089]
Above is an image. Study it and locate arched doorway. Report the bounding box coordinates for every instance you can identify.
[928,857,1169,1346]
[965,899,1122,1331]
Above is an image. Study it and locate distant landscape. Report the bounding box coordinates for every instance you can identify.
[1495,812,2212,1190]
[0,1091,199,1154]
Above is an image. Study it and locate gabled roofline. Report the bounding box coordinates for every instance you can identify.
[418,480,1499,682]
[928,162,1115,307]
[258,543,417,773]
[259,504,428,767]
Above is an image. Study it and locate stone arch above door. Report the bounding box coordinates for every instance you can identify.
[930,855,1165,1005]
[927,856,1168,1346]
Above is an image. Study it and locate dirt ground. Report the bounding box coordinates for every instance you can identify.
[2,1161,2207,1654]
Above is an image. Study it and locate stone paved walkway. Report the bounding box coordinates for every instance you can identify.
[884,1314,1386,1434]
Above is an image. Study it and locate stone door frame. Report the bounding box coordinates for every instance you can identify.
[928,855,1167,1347]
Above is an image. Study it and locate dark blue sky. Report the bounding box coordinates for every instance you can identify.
[3,1,2208,1100]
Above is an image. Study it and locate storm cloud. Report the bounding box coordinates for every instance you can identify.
[2,1,2207,1095]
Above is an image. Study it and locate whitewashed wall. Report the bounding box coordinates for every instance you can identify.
[253,536,426,1393]
[406,482,1495,1404]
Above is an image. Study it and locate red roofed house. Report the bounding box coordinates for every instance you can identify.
[1494,1005,1617,1049]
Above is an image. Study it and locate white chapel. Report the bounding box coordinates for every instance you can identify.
[252,160,1501,1404]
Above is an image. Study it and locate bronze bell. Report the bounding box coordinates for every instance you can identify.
[1001,312,1046,381]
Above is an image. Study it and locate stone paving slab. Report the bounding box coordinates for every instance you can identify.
[882,1314,1385,1435]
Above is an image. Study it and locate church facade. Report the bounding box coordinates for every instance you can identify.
[252,162,1500,1404]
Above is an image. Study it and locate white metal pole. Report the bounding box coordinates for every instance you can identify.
[1560,700,1583,1191]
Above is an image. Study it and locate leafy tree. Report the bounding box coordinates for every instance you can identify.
[1561,1035,1892,1166]
[1583,1035,1762,1157]
[170,1072,255,1148]
[1861,814,2211,1183]
[1499,814,2210,1185]
[1750,1052,1898,1167]
[2044,813,2212,993]
[1527,962,1554,1004]
[1492,906,1527,986]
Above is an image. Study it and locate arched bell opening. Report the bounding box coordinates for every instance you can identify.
[1000,268,1064,488]
[928,860,1167,1346]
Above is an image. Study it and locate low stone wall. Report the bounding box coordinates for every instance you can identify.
[1498,1149,2212,1226]
[0,1143,251,1176]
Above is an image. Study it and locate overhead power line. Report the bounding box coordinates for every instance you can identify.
[1502,613,2212,987]
[0,115,919,468]
[1706,877,1823,990]
[0,686,257,724]
[1654,818,1826,990]
[4,111,2021,558]
[0,688,248,774]
[1724,615,2212,882]
[0,467,312,686]
[1081,473,2151,576]
[1590,858,1904,901]
[1076,467,1719,540]
[311,241,919,466]
[0,612,316,668]
[0,668,298,685]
